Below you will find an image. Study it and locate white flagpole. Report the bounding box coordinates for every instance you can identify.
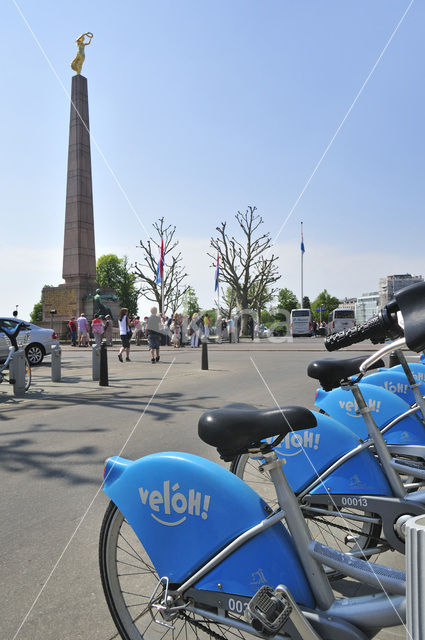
[300,221,304,308]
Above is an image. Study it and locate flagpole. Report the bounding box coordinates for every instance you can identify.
[300,221,304,308]
[161,236,164,315]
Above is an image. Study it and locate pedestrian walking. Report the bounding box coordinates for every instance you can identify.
[104,314,113,346]
[203,314,211,339]
[77,313,90,346]
[146,307,163,363]
[132,316,143,345]
[227,317,234,343]
[247,315,254,341]
[170,312,181,348]
[118,308,131,362]
[91,313,104,346]
[189,313,201,347]
[68,316,77,346]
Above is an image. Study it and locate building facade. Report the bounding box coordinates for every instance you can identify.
[355,292,380,324]
[379,274,423,308]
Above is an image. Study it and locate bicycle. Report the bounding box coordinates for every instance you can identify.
[231,283,425,561]
[99,413,406,639]
[0,321,31,392]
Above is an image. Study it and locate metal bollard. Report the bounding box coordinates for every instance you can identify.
[406,514,425,639]
[10,348,26,397]
[92,344,101,381]
[201,339,209,371]
[99,341,109,386]
[51,344,62,382]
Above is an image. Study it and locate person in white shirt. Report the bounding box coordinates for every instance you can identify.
[145,307,164,363]
[118,308,131,362]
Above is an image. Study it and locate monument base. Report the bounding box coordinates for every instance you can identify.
[42,282,96,323]
[42,283,121,339]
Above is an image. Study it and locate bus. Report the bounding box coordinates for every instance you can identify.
[290,309,312,337]
[327,308,356,335]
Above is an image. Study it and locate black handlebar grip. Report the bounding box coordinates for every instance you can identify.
[324,315,388,352]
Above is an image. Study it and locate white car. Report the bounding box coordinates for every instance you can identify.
[0,317,59,365]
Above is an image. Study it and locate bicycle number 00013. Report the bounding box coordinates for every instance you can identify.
[227,598,248,614]
[341,496,368,507]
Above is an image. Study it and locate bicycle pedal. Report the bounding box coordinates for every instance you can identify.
[245,585,292,636]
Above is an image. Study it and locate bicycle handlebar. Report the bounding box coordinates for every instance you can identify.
[324,306,402,352]
[0,322,30,350]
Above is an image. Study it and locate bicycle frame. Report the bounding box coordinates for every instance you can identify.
[103,450,406,639]
[315,340,425,479]
[0,346,16,382]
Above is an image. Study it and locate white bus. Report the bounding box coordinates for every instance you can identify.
[290,309,312,337]
[327,308,356,335]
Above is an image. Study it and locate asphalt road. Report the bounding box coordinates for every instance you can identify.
[0,339,408,639]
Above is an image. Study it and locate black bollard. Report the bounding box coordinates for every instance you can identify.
[201,340,209,370]
[388,351,399,368]
[99,341,109,386]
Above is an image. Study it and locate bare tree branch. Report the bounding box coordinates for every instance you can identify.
[133,217,188,314]
[208,206,280,330]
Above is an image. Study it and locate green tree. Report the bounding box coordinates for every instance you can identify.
[302,296,311,310]
[312,289,339,320]
[183,287,200,318]
[30,299,43,323]
[96,254,139,316]
[260,309,274,325]
[277,288,299,314]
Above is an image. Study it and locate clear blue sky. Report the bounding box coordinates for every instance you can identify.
[2,0,424,318]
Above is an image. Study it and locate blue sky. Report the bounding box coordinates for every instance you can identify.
[2,0,424,318]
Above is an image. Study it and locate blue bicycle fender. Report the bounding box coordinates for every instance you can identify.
[365,369,425,405]
[273,411,391,495]
[388,363,425,387]
[315,383,425,445]
[310,446,391,495]
[103,452,314,607]
[272,412,360,493]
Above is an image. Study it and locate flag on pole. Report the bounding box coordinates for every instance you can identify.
[214,253,220,292]
[301,228,305,254]
[156,239,164,284]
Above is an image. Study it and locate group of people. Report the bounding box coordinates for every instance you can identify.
[215,314,246,343]
[68,308,218,364]
[117,307,191,364]
[312,320,327,336]
[68,313,113,347]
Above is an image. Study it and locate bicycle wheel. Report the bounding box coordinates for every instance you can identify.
[230,454,383,569]
[24,358,31,391]
[99,501,260,640]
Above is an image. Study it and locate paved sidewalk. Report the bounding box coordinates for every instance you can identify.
[1,338,385,404]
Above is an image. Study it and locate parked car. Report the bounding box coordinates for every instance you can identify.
[0,317,59,365]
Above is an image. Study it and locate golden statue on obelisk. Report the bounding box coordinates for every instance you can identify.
[71,33,93,75]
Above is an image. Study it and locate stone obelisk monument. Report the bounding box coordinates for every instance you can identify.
[62,73,96,288]
[42,34,98,324]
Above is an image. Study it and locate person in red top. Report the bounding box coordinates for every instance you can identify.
[91,314,104,346]
[68,317,77,346]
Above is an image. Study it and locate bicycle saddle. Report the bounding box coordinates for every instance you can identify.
[198,403,317,461]
[307,355,385,391]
